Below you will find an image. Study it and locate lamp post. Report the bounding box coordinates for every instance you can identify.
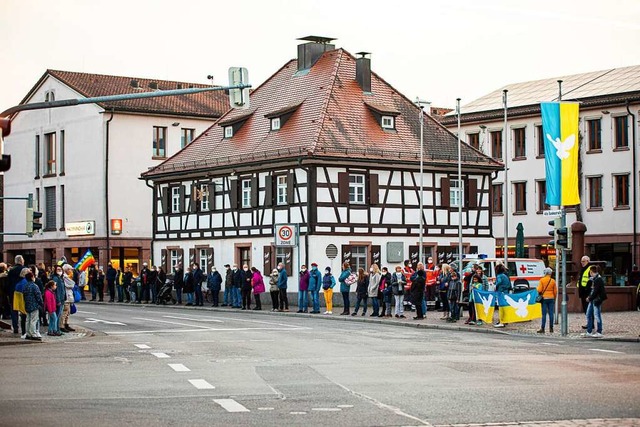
[416,98,430,264]
[457,98,463,266]
[503,90,509,265]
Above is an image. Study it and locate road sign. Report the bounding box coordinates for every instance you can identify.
[275,224,297,247]
[228,67,250,109]
[543,209,562,217]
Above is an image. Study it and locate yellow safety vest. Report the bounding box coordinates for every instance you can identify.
[579,267,590,287]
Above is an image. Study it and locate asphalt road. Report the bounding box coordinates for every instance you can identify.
[1,303,639,427]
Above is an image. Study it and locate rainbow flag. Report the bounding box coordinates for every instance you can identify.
[74,250,96,272]
[498,289,542,324]
[541,102,580,206]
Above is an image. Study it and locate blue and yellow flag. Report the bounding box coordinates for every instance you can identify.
[473,289,496,323]
[541,102,580,206]
[498,289,542,324]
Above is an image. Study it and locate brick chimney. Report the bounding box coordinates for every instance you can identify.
[297,36,336,71]
[355,52,371,93]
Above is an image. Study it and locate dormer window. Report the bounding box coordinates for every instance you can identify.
[224,126,233,138]
[271,117,281,131]
[45,90,55,102]
[381,116,394,129]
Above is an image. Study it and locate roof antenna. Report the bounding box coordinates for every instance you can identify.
[207,75,214,86]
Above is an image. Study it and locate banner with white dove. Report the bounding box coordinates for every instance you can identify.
[473,289,542,324]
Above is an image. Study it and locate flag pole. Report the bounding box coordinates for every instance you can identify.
[457,99,463,267]
[503,90,509,266]
[558,79,568,337]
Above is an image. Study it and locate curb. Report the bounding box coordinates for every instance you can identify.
[83,300,640,342]
[0,326,94,347]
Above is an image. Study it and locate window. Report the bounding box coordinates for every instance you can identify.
[275,247,288,269]
[614,174,629,208]
[241,179,251,208]
[35,135,40,178]
[199,249,208,272]
[351,246,368,272]
[450,179,464,208]
[152,126,167,158]
[271,117,281,131]
[45,91,55,102]
[536,180,549,212]
[170,250,180,270]
[588,176,602,209]
[492,184,503,214]
[490,130,502,160]
[239,246,251,268]
[171,187,180,213]
[224,126,233,138]
[348,174,365,204]
[536,125,544,157]
[44,186,56,231]
[587,119,602,151]
[60,185,65,229]
[514,182,527,213]
[59,130,65,174]
[467,133,480,150]
[614,116,629,149]
[181,128,195,148]
[199,184,210,211]
[44,132,56,175]
[513,127,526,158]
[276,175,287,205]
[381,116,394,129]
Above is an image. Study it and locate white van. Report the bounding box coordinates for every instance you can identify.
[460,258,546,291]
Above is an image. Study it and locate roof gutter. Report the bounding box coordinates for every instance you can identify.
[627,101,637,268]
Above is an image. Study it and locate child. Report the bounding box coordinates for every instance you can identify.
[44,281,61,336]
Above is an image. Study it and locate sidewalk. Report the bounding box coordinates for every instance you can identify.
[0,323,91,346]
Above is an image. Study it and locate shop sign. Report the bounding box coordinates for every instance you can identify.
[65,221,95,236]
[111,218,123,235]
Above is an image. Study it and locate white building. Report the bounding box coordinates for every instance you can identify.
[3,70,228,270]
[440,65,640,285]
[142,37,503,290]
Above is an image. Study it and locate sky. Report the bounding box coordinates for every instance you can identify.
[1,0,639,111]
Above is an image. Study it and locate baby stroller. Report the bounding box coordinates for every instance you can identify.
[156,278,176,305]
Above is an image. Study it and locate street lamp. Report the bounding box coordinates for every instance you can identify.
[503,90,509,266]
[416,98,430,264]
[457,98,463,268]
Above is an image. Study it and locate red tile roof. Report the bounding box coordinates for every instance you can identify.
[143,48,502,178]
[24,70,228,118]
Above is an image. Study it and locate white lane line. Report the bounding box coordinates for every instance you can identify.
[134,344,151,349]
[132,317,213,329]
[290,411,307,415]
[168,363,191,372]
[589,348,624,354]
[337,405,354,408]
[105,326,309,335]
[163,315,224,323]
[540,342,560,346]
[84,318,127,326]
[213,398,250,412]
[151,352,171,359]
[189,379,215,390]
[257,407,274,411]
[76,311,96,314]
[312,408,342,412]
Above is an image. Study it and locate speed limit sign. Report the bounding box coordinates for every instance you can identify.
[275,224,298,247]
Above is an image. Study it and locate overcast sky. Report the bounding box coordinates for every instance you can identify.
[1,0,639,111]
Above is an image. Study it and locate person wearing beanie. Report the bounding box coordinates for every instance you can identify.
[322,266,336,314]
[307,263,323,314]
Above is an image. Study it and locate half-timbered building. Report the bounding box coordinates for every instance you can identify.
[141,37,503,290]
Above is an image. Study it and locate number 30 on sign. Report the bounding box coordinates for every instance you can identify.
[275,224,297,247]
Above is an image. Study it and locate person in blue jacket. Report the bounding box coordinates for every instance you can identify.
[307,263,323,314]
[277,263,289,311]
[338,262,352,315]
[207,266,222,307]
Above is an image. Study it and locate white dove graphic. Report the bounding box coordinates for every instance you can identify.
[504,294,532,318]
[478,292,494,316]
[546,133,575,160]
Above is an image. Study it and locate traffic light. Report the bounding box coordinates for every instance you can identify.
[556,225,572,250]
[0,117,11,172]
[26,207,43,236]
[548,218,561,248]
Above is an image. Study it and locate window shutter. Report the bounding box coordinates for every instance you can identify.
[189,248,195,267]
[179,185,186,212]
[229,180,238,209]
[178,248,184,268]
[161,187,169,214]
[466,178,478,208]
[263,246,273,274]
[284,247,293,276]
[264,175,273,207]
[370,245,381,267]
[208,183,216,211]
[341,245,353,267]
[287,173,295,204]
[338,172,349,204]
[408,245,419,270]
[368,174,379,205]
[251,177,259,208]
[207,248,214,272]
[161,249,168,273]
[189,184,198,213]
[440,177,450,207]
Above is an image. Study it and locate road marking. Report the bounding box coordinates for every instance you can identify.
[257,407,274,411]
[84,318,127,326]
[312,407,342,411]
[589,348,624,354]
[540,342,561,346]
[337,405,354,408]
[134,344,151,349]
[290,411,307,415]
[168,364,190,372]
[132,317,213,329]
[104,326,309,335]
[76,311,96,314]
[189,379,215,390]
[213,398,250,412]
[163,315,224,323]
[151,352,171,359]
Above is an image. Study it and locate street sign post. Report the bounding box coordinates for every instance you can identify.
[274,224,298,247]
[543,209,563,217]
